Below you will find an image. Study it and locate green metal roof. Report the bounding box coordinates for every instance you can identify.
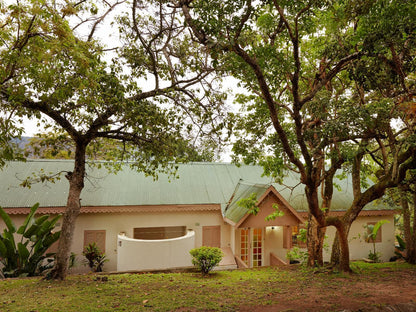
[223,181,270,224]
[0,160,392,213]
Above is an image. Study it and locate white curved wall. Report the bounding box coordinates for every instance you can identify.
[117,230,195,271]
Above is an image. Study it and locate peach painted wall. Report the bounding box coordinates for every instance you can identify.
[239,194,300,228]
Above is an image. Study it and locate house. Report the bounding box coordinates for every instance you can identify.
[0,160,396,272]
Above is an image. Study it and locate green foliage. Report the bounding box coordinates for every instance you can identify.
[237,192,259,215]
[367,251,382,263]
[265,203,285,221]
[286,247,308,265]
[0,203,61,277]
[297,228,307,244]
[82,243,108,273]
[0,124,25,168]
[68,252,77,269]
[395,235,406,259]
[365,220,390,244]
[189,246,223,275]
[364,220,390,262]
[1,0,225,170]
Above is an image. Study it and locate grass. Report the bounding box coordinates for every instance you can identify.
[0,262,414,312]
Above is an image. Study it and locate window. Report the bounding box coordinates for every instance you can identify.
[292,226,299,245]
[283,225,306,249]
[292,225,307,248]
[84,230,106,252]
[366,222,382,243]
[133,226,186,240]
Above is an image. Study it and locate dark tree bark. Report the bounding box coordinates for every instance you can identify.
[49,142,87,279]
[401,184,416,264]
[306,215,326,267]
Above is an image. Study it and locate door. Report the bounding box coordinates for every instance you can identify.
[252,228,263,267]
[240,228,263,267]
[202,225,221,247]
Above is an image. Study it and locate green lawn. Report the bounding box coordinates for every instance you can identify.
[0,262,414,312]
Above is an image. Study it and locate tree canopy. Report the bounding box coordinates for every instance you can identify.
[0,0,227,279]
[178,0,416,271]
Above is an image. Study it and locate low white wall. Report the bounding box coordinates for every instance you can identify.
[117,230,195,271]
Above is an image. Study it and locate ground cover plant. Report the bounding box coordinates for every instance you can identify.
[0,262,414,312]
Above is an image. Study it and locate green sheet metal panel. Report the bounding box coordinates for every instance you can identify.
[0,160,393,212]
[223,181,270,224]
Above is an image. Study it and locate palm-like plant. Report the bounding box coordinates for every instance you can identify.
[0,203,61,277]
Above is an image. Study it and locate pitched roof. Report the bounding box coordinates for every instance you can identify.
[0,160,393,213]
[225,184,305,227]
[223,180,270,224]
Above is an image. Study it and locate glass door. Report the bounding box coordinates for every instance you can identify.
[240,228,249,266]
[252,228,262,267]
[240,228,263,267]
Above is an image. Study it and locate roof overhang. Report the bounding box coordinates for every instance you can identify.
[297,209,398,218]
[1,204,222,215]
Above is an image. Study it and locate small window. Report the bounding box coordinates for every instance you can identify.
[84,230,106,252]
[292,225,307,248]
[292,226,299,245]
[366,222,382,243]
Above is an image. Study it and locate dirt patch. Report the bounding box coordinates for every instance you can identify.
[238,267,416,312]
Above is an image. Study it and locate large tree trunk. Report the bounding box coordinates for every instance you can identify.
[330,222,352,271]
[50,143,86,280]
[337,223,352,272]
[409,189,416,264]
[402,185,416,264]
[306,214,325,267]
[330,233,341,265]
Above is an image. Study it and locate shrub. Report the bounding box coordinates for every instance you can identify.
[83,243,108,272]
[0,203,61,277]
[189,246,223,275]
[286,246,308,264]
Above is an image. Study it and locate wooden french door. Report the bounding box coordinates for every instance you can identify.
[240,228,263,267]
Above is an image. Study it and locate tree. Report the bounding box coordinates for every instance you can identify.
[1,0,226,279]
[177,0,416,271]
[329,0,416,267]
[387,173,416,264]
[399,179,416,264]
[23,131,214,161]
